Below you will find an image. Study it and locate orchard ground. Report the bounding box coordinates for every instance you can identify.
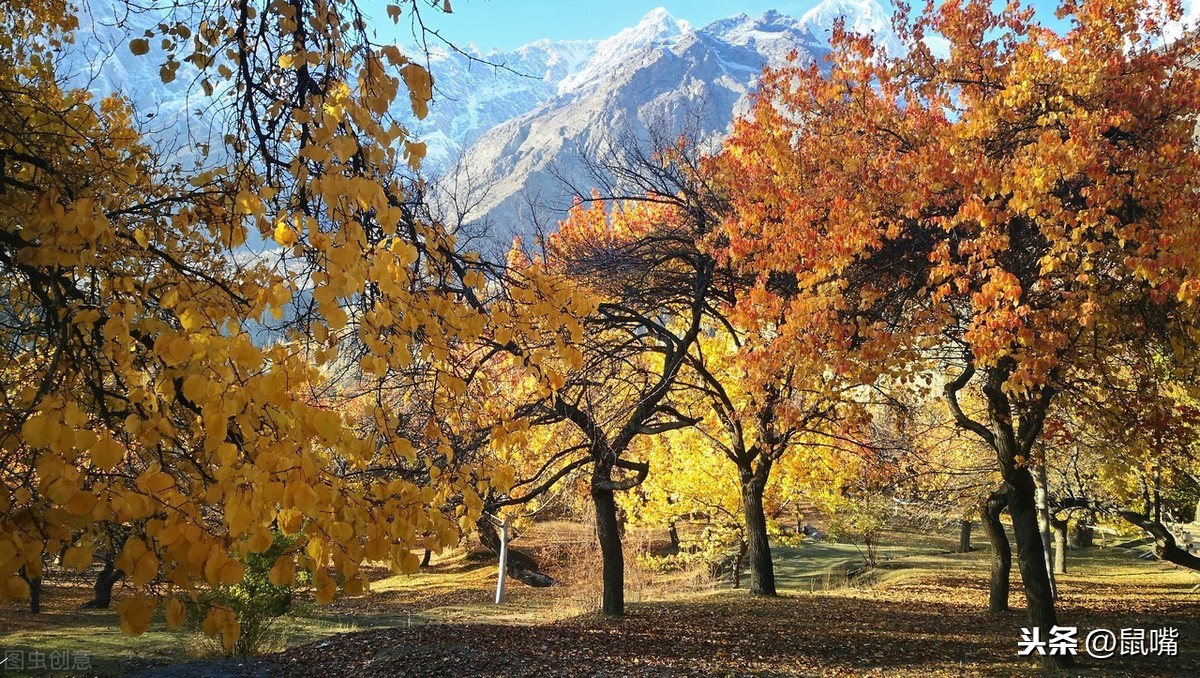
[1,522,1197,677]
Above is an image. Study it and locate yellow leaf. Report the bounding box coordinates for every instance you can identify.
[386,4,402,23]
[164,598,186,630]
[62,544,94,571]
[313,570,336,605]
[313,409,342,445]
[65,490,96,516]
[117,596,155,636]
[201,606,228,637]
[221,617,241,653]
[217,559,245,585]
[21,413,52,448]
[90,433,126,470]
[131,551,159,586]
[267,556,295,586]
[182,374,208,404]
[246,529,273,554]
[274,221,298,247]
[2,576,29,599]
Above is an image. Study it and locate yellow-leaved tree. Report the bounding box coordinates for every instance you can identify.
[1,0,512,649]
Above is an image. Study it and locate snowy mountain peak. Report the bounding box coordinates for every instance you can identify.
[633,7,692,38]
[799,0,903,54]
[701,9,809,49]
[557,7,692,94]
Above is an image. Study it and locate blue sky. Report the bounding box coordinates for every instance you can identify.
[384,1,816,51]
[369,0,1078,52]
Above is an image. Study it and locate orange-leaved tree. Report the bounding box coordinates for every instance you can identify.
[712,0,1200,668]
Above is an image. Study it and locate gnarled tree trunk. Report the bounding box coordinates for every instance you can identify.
[731,540,748,589]
[981,488,1011,613]
[1119,510,1200,571]
[81,555,124,609]
[740,465,777,596]
[1068,517,1094,549]
[966,363,1071,670]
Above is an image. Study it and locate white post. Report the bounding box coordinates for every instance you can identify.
[494,514,510,604]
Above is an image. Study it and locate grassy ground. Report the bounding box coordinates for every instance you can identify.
[1,523,1197,676]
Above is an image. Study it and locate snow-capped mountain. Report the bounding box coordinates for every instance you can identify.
[409,39,598,170]
[61,0,903,247]
[555,8,693,95]
[440,1,902,247]
[797,0,905,56]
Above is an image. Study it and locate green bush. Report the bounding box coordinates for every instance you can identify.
[207,532,299,656]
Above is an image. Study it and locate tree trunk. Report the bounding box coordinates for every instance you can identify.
[1119,510,1200,571]
[1009,470,1071,669]
[732,540,747,589]
[476,517,556,587]
[667,521,680,552]
[1052,518,1067,575]
[1034,460,1056,598]
[81,555,124,609]
[420,549,432,568]
[1068,518,1094,549]
[981,488,1011,613]
[592,484,625,616]
[958,519,973,553]
[740,469,777,596]
[18,567,41,614]
[949,364,1070,669]
[1153,467,1162,525]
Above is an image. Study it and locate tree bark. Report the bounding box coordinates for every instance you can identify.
[732,540,747,589]
[945,363,1070,668]
[476,518,556,587]
[958,519,973,553]
[1119,510,1200,571]
[18,567,40,614]
[1009,470,1070,669]
[1052,518,1068,575]
[667,521,680,552]
[593,483,625,615]
[30,576,41,614]
[981,488,1011,613]
[1034,460,1056,598]
[81,555,124,609]
[1068,518,1094,549]
[740,468,777,596]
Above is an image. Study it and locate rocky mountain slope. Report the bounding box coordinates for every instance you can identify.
[437,1,901,247]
